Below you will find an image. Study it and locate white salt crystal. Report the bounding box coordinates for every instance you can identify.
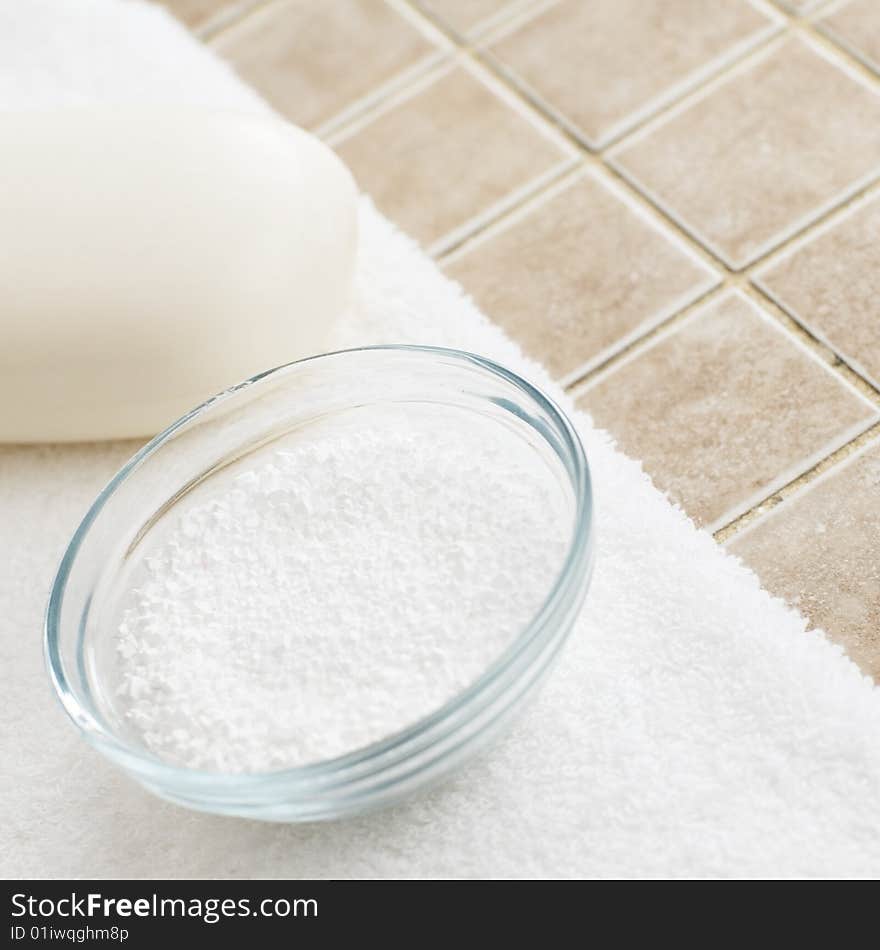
[114,409,570,773]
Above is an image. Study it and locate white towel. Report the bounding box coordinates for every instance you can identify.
[1,0,878,879]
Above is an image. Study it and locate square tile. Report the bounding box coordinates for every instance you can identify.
[416,0,521,37]
[819,0,880,75]
[212,0,442,132]
[754,195,880,390]
[576,292,877,529]
[333,65,572,251]
[610,38,880,269]
[486,0,779,149]
[728,438,880,680]
[444,169,718,384]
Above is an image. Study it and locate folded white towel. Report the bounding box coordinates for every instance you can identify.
[1,0,878,879]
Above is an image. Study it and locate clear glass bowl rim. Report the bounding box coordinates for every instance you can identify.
[44,344,593,798]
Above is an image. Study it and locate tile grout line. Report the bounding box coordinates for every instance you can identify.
[207,0,880,542]
[714,420,880,543]
[797,5,880,88]
[564,282,730,397]
[749,177,880,277]
[744,282,880,408]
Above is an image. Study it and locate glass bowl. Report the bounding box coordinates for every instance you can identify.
[45,345,594,821]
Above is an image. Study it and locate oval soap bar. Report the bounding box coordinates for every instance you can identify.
[0,109,358,442]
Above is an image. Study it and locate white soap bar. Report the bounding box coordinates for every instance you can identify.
[0,109,358,442]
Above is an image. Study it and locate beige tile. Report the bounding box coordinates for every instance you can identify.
[212,0,440,131]
[610,39,880,269]
[820,0,880,75]
[754,195,880,390]
[728,438,880,680]
[334,66,571,250]
[576,292,876,529]
[445,170,718,383]
[486,0,777,149]
[157,0,236,28]
[416,0,518,36]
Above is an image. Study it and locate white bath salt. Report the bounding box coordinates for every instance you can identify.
[114,409,570,773]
